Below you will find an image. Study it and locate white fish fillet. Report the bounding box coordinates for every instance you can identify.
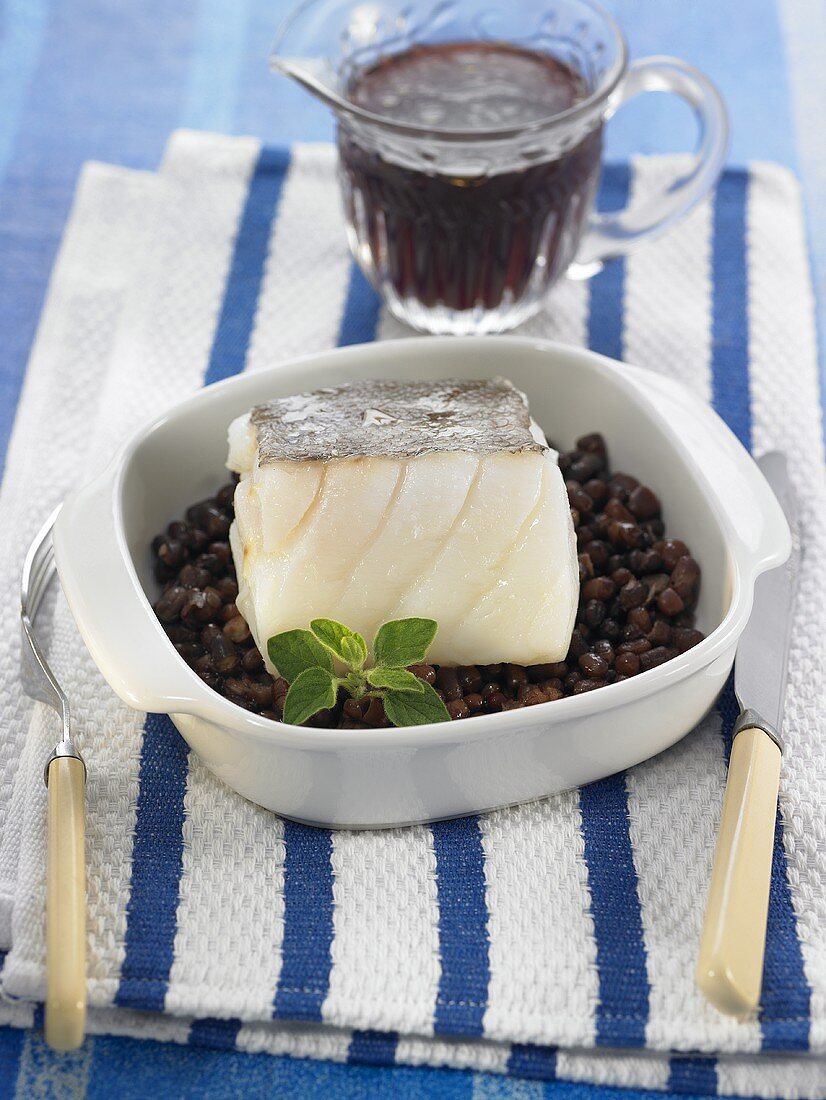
[227,379,578,670]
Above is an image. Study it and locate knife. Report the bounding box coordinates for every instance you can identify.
[696,451,800,1018]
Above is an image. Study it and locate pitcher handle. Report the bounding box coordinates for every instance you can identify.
[573,56,729,273]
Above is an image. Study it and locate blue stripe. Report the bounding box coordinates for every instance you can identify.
[709,172,811,1050]
[272,822,335,1021]
[507,1043,558,1081]
[0,0,50,185]
[189,1017,242,1051]
[0,1024,26,1093]
[579,777,649,1046]
[337,264,383,347]
[179,0,251,133]
[431,817,490,1036]
[347,1030,398,1066]
[587,163,631,361]
[667,1054,717,1094]
[580,160,649,1049]
[204,146,291,385]
[711,171,751,451]
[115,715,190,1011]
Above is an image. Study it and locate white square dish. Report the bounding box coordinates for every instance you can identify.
[53,336,789,827]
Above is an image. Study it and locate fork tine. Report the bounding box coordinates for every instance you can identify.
[26,537,53,612]
[28,545,56,620]
[21,505,61,616]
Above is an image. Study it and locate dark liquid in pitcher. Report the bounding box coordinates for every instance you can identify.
[339,42,603,314]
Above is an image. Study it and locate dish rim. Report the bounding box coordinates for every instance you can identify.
[56,335,788,751]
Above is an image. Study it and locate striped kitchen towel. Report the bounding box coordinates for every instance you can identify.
[1,131,825,1098]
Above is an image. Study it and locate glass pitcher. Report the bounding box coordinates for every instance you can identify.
[271,0,728,335]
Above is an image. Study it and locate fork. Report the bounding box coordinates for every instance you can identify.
[20,506,87,1051]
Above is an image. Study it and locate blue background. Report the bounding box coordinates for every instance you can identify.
[1,0,824,1094]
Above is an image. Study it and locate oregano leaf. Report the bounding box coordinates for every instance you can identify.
[282,667,339,726]
[383,681,451,726]
[373,618,438,668]
[267,629,333,682]
[366,667,425,693]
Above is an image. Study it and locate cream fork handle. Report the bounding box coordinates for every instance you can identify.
[45,754,86,1050]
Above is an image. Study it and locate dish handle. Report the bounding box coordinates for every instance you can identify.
[624,366,792,576]
[53,467,205,716]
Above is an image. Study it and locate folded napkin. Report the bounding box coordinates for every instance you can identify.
[1,131,825,1098]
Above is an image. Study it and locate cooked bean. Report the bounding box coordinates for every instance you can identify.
[579,652,609,678]
[178,563,212,589]
[567,459,598,484]
[211,634,239,673]
[584,540,610,569]
[673,627,704,653]
[154,585,188,622]
[573,678,603,693]
[657,587,685,616]
[457,666,482,693]
[615,652,641,676]
[582,576,616,601]
[670,555,700,598]
[242,647,265,673]
[627,485,660,519]
[583,599,605,628]
[584,479,608,505]
[654,538,689,570]
[604,498,635,523]
[618,579,646,610]
[578,553,595,583]
[447,698,470,720]
[640,646,677,671]
[435,667,462,701]
[223,615,252,644]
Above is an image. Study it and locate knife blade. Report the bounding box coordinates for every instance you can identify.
[734,451,801,738]
[697,450,799,1019]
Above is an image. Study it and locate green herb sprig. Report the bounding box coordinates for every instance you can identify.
[267,618,451,728]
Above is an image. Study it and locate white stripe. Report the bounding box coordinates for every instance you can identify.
[165,757,286,1019]
[86,1006,193,1045]
[480,793,598,1047]
[624,154,714,397]
[160,127,261,180]
[517,271,589,348]
[246,144,353,369]
[556,1047,670,1089]
[717,1054,826,1099]
[235,1021,353,1060]
[322,826,440,1034]
[14,1029,93,1099]
[0,164,154,944]
[395,1033,512,1073]
[0,1001,34,1028]
[746,162,826,1051]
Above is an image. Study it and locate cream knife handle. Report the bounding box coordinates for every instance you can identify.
[46,755,87,1051]
[696,723,782,1018]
